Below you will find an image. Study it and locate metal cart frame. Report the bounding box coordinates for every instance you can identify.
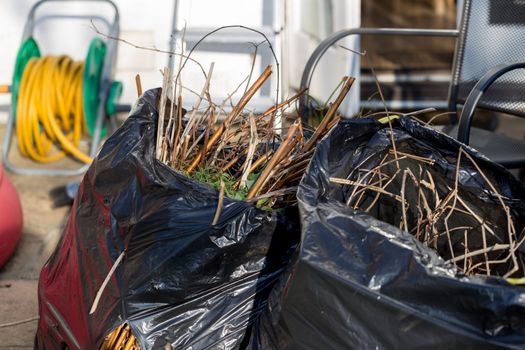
[1,0,120,176]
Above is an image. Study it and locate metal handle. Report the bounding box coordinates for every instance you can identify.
[457,62,525,145]
[23,0,120,40]
[299,27,458,120]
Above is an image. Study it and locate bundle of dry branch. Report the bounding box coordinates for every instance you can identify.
[100,324,139,350]
[330,129,525,278]
[154,64,354,209]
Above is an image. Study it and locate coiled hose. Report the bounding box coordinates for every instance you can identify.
[15,55,93,164]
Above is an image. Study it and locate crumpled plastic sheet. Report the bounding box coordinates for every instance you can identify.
[35,89,299,350]
[249,117,525,350]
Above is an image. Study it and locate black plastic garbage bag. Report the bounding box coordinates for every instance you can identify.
[35,89,299,350]
[249,117,525,349]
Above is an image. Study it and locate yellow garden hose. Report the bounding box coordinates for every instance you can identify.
[15,55,93,164]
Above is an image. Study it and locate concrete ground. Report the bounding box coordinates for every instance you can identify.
[0,125,81,349]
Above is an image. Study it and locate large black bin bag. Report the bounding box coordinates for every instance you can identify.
[35,89,299,350]
[249,117,525,350]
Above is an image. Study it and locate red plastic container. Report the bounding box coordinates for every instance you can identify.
[0,165,23,268]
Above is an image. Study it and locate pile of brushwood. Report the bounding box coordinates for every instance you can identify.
[248,116,525,349]
[154,56,525,278]
[154,64,354,210]
[330,116,525,278]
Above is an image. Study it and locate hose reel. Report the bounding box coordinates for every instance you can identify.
[12,37,122,164]
[1,0,121,176]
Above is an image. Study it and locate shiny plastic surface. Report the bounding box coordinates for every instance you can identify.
[35,89,299,350]
[250,117,525,349]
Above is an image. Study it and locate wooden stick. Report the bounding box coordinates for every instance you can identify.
[247,186,298,202]
[463,229,469,272]
[247,121,299,199]
[460,149,519,278]
[123,333,136,350]
[181,134,190,162]
[135,74,142,97]
[327,115,341,132]
[248,150,273,174]
[330,177,405,203]
[449,243,513,263]
[364,168,401,212]
[185,63,215,140]
[106,324,123,349]
[200,107,216,167]
[114,325,130,350]
[212,181,225,225]
[346,153,392,206]
[302,77,355,153]
[442,151,463,262]
[227,65,272,125]
[156,67,170,159]
[0,317,39,329]
[257,88,307,120]
[89,250,125,314]
[187,65,273,173]
[481,225,491,276]
[262,132,304,190]
[388,149,435,165]
[171,95,183,164]
[221,148,248,172]
[239,113,259,188]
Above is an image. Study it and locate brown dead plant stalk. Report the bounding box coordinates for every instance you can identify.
[331,142,525,278]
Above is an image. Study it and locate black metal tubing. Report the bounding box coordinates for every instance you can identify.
[457,61,525,145]
[446,0,472,124]
[299,27,459,120]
